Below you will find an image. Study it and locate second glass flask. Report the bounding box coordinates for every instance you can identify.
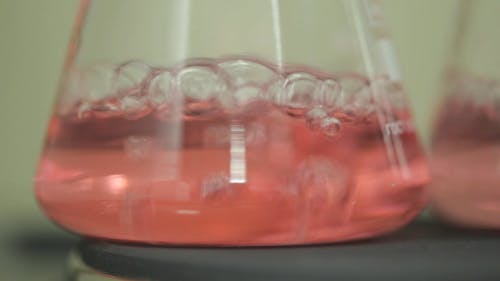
[430,0,500,228]
[35,0,428,245]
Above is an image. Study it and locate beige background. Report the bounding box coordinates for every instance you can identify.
[0,0,457,280]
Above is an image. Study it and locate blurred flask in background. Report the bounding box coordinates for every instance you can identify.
[430,0,500,228]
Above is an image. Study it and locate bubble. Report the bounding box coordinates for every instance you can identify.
[339,75,367,93]
[338,75,372,117]
[87,99,121,119]
[218,59,278,112]
[113,61,151,95]
[218,58,276,87]
[71,62,153,120]
[305,107,328,131]
[124,135,153,159]
[176,66,229,118]
[200,173,236,201]
[120,95,151,120]
[80,63,116,101]
[148,70,173,107]
[320,117,342,139]
[230,86,262,108]
[279,72,322,117]
[266,77,285,98]
[75,100,118,120]
[177,66,223,100]
[318,79,342,111]
[76,102,93,120]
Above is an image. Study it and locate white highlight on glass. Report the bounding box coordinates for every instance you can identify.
[230,121,247,183]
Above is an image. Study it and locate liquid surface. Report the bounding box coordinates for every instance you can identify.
[36,58,428,245]
[431,72,500,228]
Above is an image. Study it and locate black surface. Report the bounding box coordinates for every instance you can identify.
[78,220,500,281]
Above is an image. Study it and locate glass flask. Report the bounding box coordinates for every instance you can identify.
[430,0,500,228]
[35,0,428,245]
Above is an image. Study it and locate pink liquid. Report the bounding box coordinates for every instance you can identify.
[431,74,500,228]
[35,58,428,245]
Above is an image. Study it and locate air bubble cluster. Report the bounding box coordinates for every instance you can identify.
[60,57,408,137]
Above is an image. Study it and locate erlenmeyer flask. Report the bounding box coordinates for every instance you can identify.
[430,0,500,228]
[35,0,428,245]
